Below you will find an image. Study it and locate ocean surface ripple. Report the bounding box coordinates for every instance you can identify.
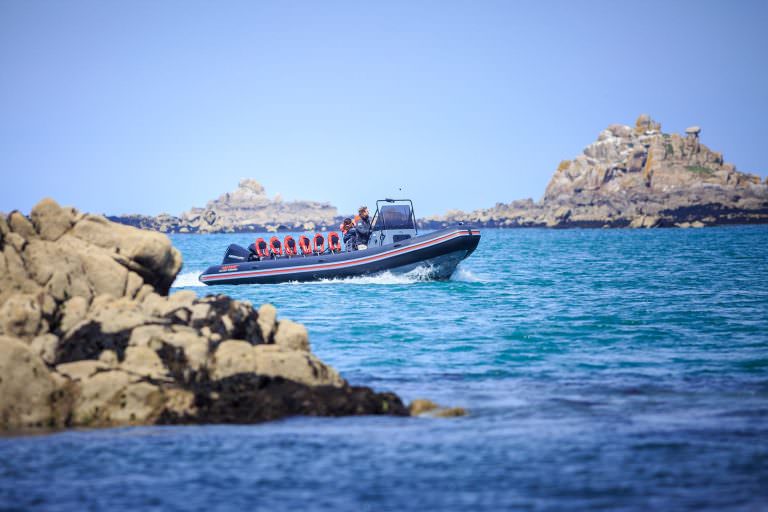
[2,227,767,511]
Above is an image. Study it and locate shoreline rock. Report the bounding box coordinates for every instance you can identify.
[0,199,410,434]
[409,398,467,418]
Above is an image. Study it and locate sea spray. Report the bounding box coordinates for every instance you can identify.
[285,269,432,286]
[171,270,204,288]
[450,267,486,283]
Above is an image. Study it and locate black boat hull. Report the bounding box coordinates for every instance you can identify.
[199,226,480,285]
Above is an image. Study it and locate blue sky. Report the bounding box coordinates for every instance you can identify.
[1,0,766,217]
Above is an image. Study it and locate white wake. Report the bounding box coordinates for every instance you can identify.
[170,266,485,288]
[287,270,427,286]
[171,271,204,288]
[287,265,486,285]
[450,267,485,283]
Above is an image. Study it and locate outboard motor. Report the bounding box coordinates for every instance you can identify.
[328,231,341,253]
[313,233,325,255]
[222,244,250,264]
[284,235,298,257]
[269,236,283,257]
[250,238,270,260]
[298,235,312,256]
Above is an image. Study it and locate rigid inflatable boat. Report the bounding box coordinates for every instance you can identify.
[199,199,480,285]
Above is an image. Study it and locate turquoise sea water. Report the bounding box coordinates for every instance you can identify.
[2,226,768,511]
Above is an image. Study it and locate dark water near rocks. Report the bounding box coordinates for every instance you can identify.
[2,227,768,511]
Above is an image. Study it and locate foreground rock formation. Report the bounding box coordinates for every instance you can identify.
[0,199,407,432]
[111,179,339,233]
[423,115,768,228]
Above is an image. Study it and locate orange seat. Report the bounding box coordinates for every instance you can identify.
[328,231,341,253]
[298,235,312,256]
[313,233,325,254]
[254,237,269,259]
[284,235,298,256]
[269,236,283,257]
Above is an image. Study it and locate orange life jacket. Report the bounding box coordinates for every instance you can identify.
[283,235,297,256]
[328,231,341,252]
[254,237,269,259]
[298,235,312,255]
[312,233,325,254]
[269,236,282,257]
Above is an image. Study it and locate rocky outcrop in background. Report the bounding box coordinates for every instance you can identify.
[0,199,408,433]
[111,179,339,233]
[423,115,768,228]
[109,116,766,231]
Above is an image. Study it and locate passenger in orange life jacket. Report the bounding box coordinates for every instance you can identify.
[353,206,371,247]
[340,218,354,235]
[340,218,357,251]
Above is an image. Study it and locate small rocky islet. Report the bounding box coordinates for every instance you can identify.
[424,114,767,228]
[111,179,340,234]
[0,199,463,434]
[111,115,767,233]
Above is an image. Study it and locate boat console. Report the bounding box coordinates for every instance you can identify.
[367,199,418,248]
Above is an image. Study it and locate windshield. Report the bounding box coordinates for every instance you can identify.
[375,205,414,230]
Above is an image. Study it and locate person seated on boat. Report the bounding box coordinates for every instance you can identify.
[353,206,371,247]
[341,218,357,250]
[340,217,354,235]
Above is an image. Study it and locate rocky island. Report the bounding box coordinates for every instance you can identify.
[111,179,339,234]
[109,116,767,232]
[0,199,465,433]
[423,115,768,228]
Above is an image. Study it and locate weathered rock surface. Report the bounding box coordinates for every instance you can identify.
[110,179,339,234]
[0,199,408,432]
[408,398,467,418]
[423,115,768,228]
[162,374,405,425]
[0,336,58,430]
